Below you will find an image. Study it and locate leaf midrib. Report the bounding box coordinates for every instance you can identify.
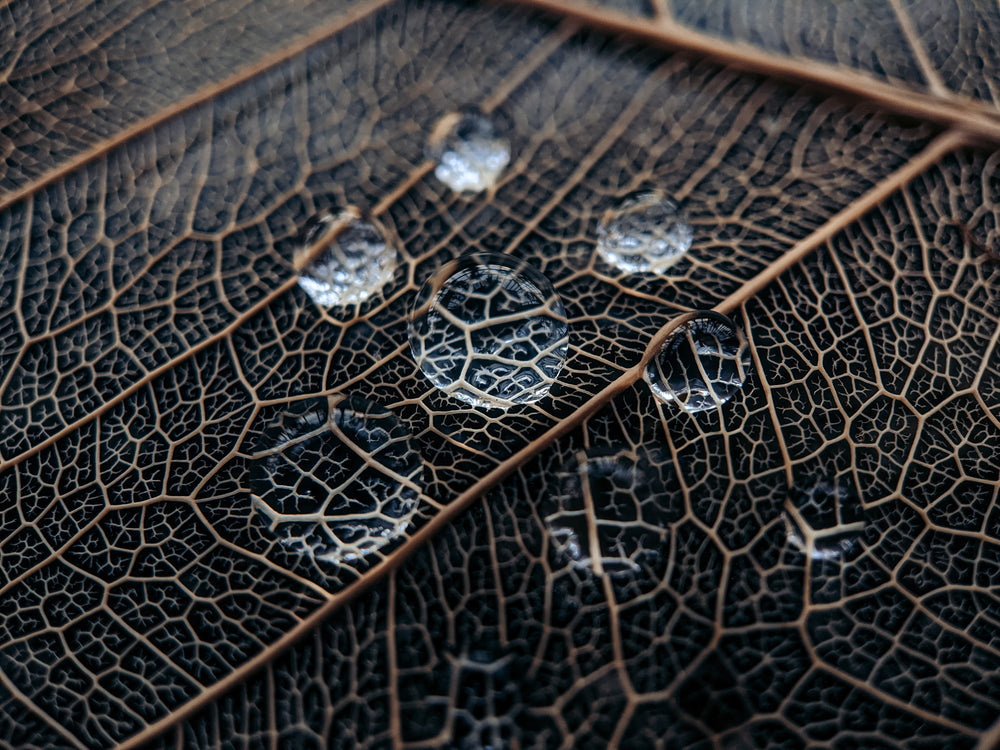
[4,2,995,745]
[115,126,967,749]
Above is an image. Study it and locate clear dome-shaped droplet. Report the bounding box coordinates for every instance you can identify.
[408,253,568,409]
[783,478,866,561]
[427,111,511,193]
[645,312,750,412]
[249,394,422,565]
[297,208,397,307]
[543,447,681,577]
[596,190,693,274]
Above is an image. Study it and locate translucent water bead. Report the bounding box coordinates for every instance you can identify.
[427,111,511,193]
[645,312,751,412]
[596,191,693,274]
[297,208,397,307]
[408,253,568,409]
[249,395,423,565]
[783,479,867,561]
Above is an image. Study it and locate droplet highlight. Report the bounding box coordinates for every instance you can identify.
[596,191,693,274]
[645,312,750,412]
[249,394,422,565]
[543,447,680,577]
[409,253,568,409]
[782,478,866,561]
[427,111,511,193]
[297,208,397,307]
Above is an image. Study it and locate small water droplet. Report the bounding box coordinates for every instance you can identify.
[249,395,422,565]
[782,478,866,561]
[543,447,678,577]
[409,253,568,409]
[427,111,511,193]
[596,190,693,274]
[645,312,750,412]
[297,208,397,307]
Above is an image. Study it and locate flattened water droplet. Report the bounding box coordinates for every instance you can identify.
[596,191,693,274]
[645,312,750,412]
[297,208,397,307]
[409,253,568,409]
[543,447,680,577]
[782,478,866,561]
[427,111,511,193]
[249,394,422,565]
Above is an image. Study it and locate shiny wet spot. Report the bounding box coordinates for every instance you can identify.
[298,208,397,307]
[596,190,692,274]
[645,312,750,412]
[783,478,866,561]
[427,110,511,193]
[409,253,568,409]
[249,394,422,564]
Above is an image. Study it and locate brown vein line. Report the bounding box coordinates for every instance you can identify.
[118,122,973,750]
[712,128,968,316]
[5,0,158,81]
[480,21,578,113]
[740,304,793,486]
[387,572,403,750]
[0,0,399,213]
[114,314,683,750]
[885,0,950,98]
[978,716,1000,750]
[818,662,976,736]
[488,0,1000,146]
[483,498,510,646]
[0,666,88,750]
[0,20,574,476]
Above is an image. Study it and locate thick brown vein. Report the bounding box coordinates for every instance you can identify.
[0,20,576,476]
[489,0,1000,146]
[113,124,967,750]
[0,0,398,213]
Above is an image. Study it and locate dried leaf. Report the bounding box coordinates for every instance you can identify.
[1,0,999,747]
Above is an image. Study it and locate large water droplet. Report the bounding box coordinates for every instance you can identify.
[596,191,693,274]
[645,312,750,412]
[249,394,422,565]
[543,447,679,577]
[409,253,568,409]
[782,478,866,561]
[427,111,511,193]
[297,208,397,307]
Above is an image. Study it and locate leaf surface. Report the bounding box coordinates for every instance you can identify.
[1,0,999,748]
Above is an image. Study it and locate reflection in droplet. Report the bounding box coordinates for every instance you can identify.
[297,208,397,307]
[427,111,511,193]
[645,312,750,412]
[596,191,693,274]
[249,394,422,565]
[782,478,866,561]
[543,447,679,577]
[408,253,568,409]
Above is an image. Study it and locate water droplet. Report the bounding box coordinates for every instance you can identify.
[543,447,679,577]
[297,208,397,307]
[409,253,568,409]
[782,478,866,561]
[427,111,511,193]
[249,394,422,565]
[596,190,693,274]
[645,312,750,412]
